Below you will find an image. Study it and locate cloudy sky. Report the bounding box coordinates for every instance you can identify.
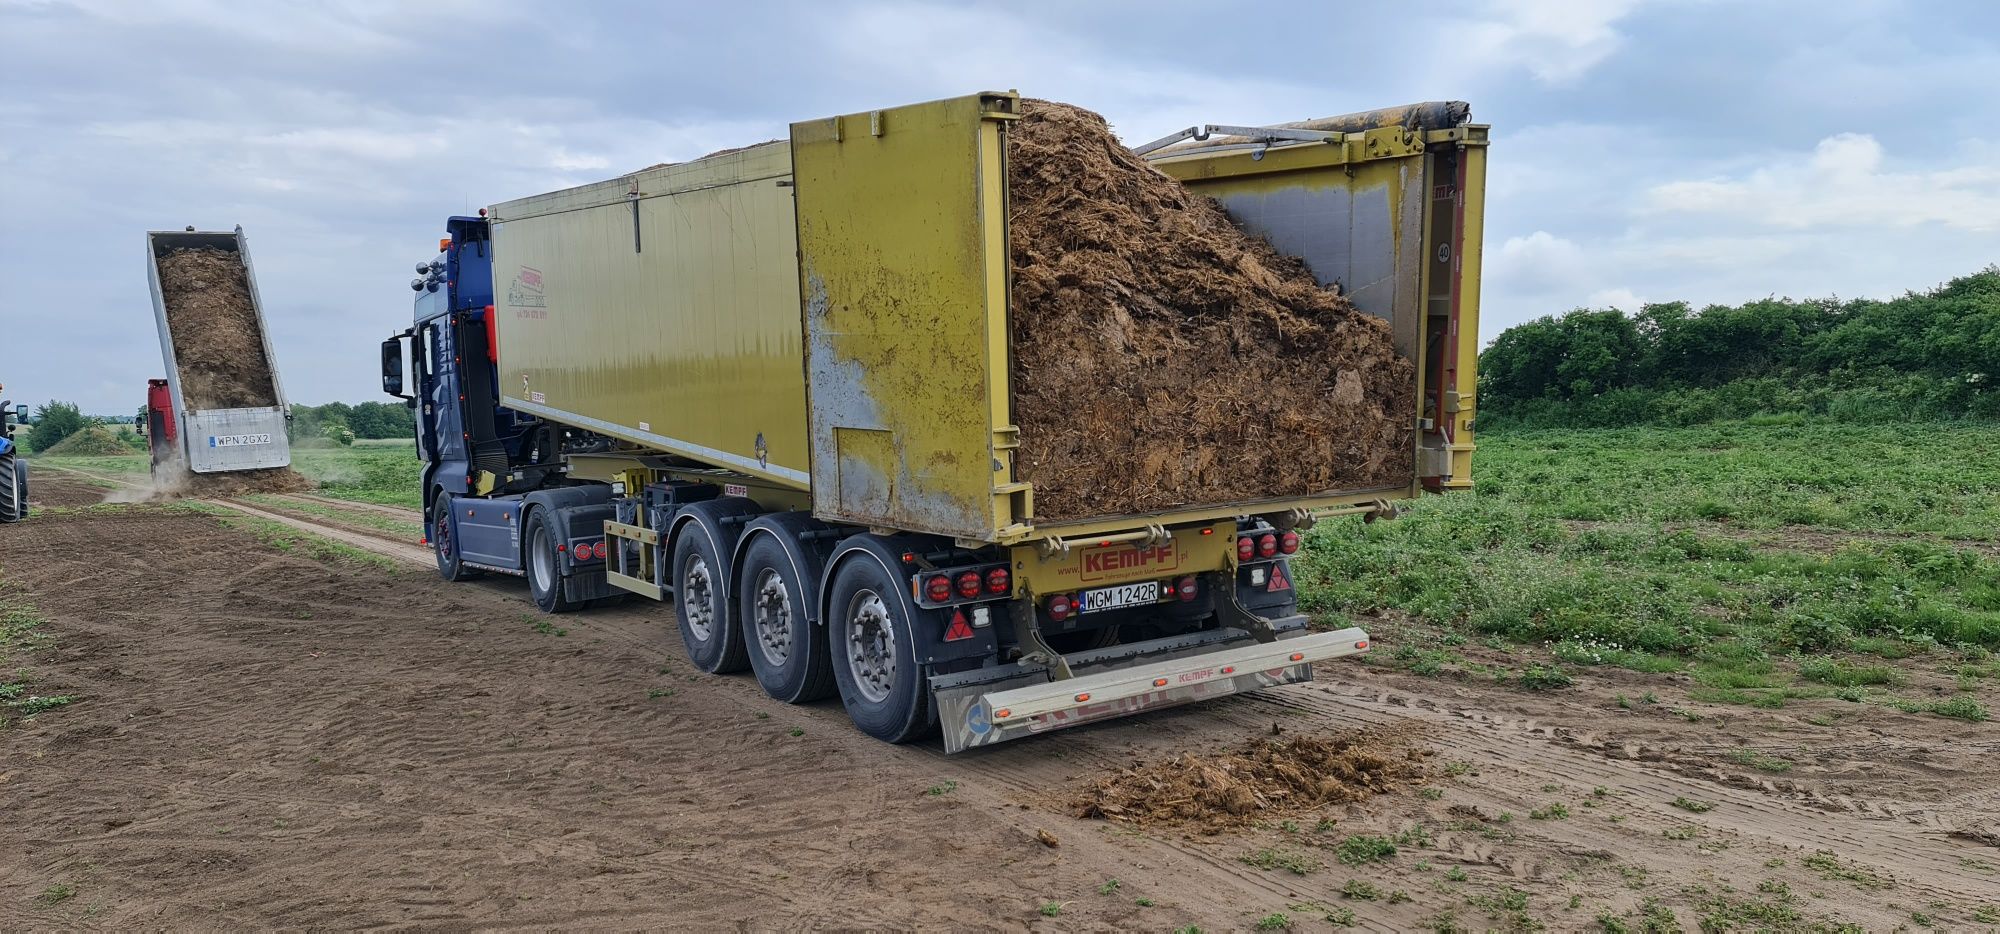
[3,0,1997,413]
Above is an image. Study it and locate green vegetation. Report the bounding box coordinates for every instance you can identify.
[23,401,89,453]
[289,401,413,442]
[1340,879,1380,900]
[1479,268,2000,428]
[1242,847,1322,875]
[1254,912,1291,930]
[1295,422,2000,714]
[38,440,425,509]
[1333,834,1398,866]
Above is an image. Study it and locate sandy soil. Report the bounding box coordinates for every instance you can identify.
[6,473,1998,930]
[155,246,278,412]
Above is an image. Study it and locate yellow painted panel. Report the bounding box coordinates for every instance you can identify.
[792,92,1021,540]
[1013,519,1235,596]
[488,143,810,488]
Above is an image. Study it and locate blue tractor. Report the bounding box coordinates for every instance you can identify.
[0,392,27,522]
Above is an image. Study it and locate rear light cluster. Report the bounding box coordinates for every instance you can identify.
[569,539,608,562]
[913,563,1012,608]
[1235,530,1301,562]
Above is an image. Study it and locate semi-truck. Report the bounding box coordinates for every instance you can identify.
[146,226,292,478]
[382,92,1486,752]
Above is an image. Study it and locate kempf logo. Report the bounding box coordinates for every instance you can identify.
[1079,543,1180,583]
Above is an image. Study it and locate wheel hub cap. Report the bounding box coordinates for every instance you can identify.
[846,590,895,704]
[753,568,793,666]
[684,556,714,640]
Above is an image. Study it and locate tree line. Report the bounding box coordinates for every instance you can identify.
[15,400,411,453]
[1478,267,2000,428]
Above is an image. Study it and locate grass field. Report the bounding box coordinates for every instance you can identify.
[1296,420,2000,719]
[38,438,424,508]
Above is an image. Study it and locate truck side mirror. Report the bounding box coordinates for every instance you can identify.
[381,337,407,398]
[10,404,22,421]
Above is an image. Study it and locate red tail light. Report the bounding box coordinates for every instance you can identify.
[1175,575,1198,602]
[1280,531,1300,555]
[1048,594,1074,622]
[1258,533,1278,558]
[925,574,952,602]
[985,566,1010,594]
[1237,536,1254,561]
[955,570,981,599]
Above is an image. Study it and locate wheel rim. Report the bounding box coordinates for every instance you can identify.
[435,510,454,566]
[752,567,793,667]
[844,589,896,704]
[530,525,555,593]
[683,555,714,641]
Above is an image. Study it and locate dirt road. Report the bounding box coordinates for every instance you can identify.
[7,471,1998,930]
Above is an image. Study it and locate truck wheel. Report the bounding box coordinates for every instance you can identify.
[736,534,835,703]
[827,554,930,743]
[525,509,576,613]
[0,452,20,523]
[673,524,748,673]
[431,493,482,582]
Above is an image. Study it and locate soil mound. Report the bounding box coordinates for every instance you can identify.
[1008,101,1416,521]
[157,247,278,411]
[1070,727,1430,834]
[42,426,137,456]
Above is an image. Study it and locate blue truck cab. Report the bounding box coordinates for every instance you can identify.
[380,216,617,605]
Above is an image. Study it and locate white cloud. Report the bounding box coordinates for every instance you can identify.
[1491,230,1588,292]
[1647,133,2000,231]
[1451,0,1644,85]
[1585,287,1644,310]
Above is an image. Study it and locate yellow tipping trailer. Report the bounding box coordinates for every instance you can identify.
[394,91,1485,752]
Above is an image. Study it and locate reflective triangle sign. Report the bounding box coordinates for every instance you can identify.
[1267,562,1292,592]
[943,608,976,642]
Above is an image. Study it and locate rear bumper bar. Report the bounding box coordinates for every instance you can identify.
[933,626,1370,753]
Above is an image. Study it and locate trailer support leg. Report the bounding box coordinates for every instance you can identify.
[1009,597,1074,680]
[1209,572,1278,643]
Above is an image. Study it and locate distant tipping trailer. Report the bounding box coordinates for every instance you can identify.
[145,226,291,475]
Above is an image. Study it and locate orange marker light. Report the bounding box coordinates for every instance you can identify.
[1074,693,1091,703]
[1221,666,1235,674]
[1289,652,1305,662]
[1200,527,1214,535]
[1153,678,1169,687]
[994,708,1011,719]
[1355,640,1369,649]
[438,237,451,251]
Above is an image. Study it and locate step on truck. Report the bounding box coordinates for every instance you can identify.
[146,226,292,479]
[382,92,1486,751]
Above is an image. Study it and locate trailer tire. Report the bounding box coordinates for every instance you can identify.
[431,492,482,582]
[673,523,748,673]
[826,553,930,744]
[524,508,577,613]
[0,452,21,523]
[737,533,836,703]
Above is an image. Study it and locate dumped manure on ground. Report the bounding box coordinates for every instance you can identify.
[1008,100,1416,521]
[1070,726,1431,834]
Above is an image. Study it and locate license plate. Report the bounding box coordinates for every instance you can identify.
[1080,581,1158,613]
[210,433,272,447]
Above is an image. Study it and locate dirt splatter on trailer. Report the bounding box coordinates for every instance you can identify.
[1070,726,1431,834]
[156,247,279,411]
[1007,101,1416,521]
